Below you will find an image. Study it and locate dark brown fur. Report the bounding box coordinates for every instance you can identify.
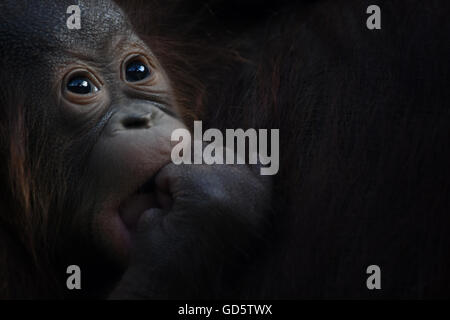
[1,0,450,298]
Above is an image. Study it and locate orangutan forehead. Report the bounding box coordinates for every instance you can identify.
[0,0,130,58]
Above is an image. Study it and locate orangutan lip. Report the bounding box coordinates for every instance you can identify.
[118,177,158,230]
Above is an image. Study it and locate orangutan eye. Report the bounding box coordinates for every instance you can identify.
[125,60,151,82]
[67,76,99,94]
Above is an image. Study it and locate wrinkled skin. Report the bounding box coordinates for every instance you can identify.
[0,0,270,298]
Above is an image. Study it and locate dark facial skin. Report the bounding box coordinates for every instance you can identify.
[0,0,270,298]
